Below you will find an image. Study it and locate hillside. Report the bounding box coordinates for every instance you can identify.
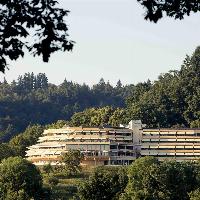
[0,74,134,141]
[1,47,200,142]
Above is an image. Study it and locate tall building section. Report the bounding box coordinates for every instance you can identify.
[141,128,200,161]
[26,121,143,166]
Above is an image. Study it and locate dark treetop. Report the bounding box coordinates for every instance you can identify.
[0,0,74,73]
[137,0,200,23]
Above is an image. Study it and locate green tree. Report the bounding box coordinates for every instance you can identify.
[123,156,161,200]
[126,81,152,107]
[70,106,126,127]
[108,108,127,127]
[0,143,15,161]
[43,164,53,175]
[0,156,43,200]
[0,73,128,141]
[9,125,44,156]
[78,167,128,200]
[126,46,200,128]
[46,176,59,187]
[47,120,70,129]
[123,157,199,200]
[159,161,199,200]
[0,0,74,73]
[61,150,84,175]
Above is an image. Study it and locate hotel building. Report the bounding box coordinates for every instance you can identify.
[26,120,144,166]
[141,128,200,161]
[26,120,200,164]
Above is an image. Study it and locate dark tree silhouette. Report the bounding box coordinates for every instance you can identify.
[137,0,200,23]
[0,0,74,73]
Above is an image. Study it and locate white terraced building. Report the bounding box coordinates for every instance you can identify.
[26,120,200,165]
[141,128,200,161]
[26,120,144,166]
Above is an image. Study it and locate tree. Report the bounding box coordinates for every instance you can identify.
[0,156,43,200]
[122,157,199,200]
[159,161,199,200]
[9,125,44,157]
[123,156,161,200]
[116,80,122,88]
[125,46,200,128]
[137,0,200,23]
[47,120,70,129]
[70,106,126,127]
[43,164,53,175]
[78,167,128,200]
[61,150,84,175]
[0,0,74,73]
[0,143,15,161]
[108,108,127,127]
[46,176,59,188]
[0,73,128,141]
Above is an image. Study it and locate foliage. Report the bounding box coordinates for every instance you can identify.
[0,143,15,161]
[160,161,199,200]
[46,176,59,187]
[126,46,200,128]
[61,150,84,175]
[123,156,160,200]
[0,0,73,73]
[46,120,70,129]
[70,106,128,127]
[9,124,44,156]
[137,0,200,23]
[0,156,43,200]
[0,74,129,141]
[78,166,128,200]
[43,164,53,175]
[122,157,200,200]
[189,188,200,200]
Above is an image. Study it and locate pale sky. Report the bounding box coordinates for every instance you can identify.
[1,0,200,86]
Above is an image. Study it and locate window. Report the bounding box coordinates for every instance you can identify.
[110,145,117,149]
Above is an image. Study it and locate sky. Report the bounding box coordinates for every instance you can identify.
[1,0,200,86]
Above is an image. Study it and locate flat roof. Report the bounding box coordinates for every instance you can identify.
[45,127,132,132]
[143,128,200,132]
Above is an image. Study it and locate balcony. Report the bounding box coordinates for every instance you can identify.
[83,156,110,161]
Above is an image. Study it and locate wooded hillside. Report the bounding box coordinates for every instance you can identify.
[1,46,200,142]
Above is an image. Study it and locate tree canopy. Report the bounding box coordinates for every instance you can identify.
[0,156,43,200]
[61,150,84,175]
[121,157,200,200]
[0,143,15,161]
[0,75,130,141]
[9,124,44,157]
[0,0,74,73]
[78,167,128,200]
[126,46,200,128]
[137,0,200,23]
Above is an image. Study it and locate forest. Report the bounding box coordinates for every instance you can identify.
[0,73,132,141]
[1,46,200,144]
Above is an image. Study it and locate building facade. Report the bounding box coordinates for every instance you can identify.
[141,128,200,161]
[26,121,143,166]
[26,120,200,165]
